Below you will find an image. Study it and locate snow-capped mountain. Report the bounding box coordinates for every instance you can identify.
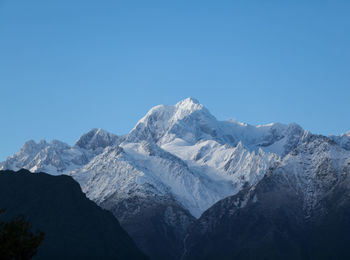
[0,98,295,217]
[0,139,91,174]
[1,128,120,175]
[1,97,349,260]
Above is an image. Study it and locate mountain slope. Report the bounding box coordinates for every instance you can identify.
[183,133,350,260]
[0,169,148,260]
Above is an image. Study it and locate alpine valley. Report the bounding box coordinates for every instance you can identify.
[2,98,350,260]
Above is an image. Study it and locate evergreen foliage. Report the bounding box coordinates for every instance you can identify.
[0,209,44,260]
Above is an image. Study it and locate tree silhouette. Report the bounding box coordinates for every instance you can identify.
[0,209,45,260]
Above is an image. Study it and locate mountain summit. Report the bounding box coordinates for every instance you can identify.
[75,128,120,150]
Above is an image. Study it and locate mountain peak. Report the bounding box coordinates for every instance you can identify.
[127,98,216,144]
[20,139,48,153]
[75,128,119,150]
[176,97,200,105]
[175,97,203,112]
[136,98,206,127]
[172,98,214,124]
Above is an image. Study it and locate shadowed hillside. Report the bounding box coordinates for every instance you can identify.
[0,169,148,260]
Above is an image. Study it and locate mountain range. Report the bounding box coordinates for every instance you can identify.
[2,98,350,259]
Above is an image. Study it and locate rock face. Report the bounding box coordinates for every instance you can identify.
[0,169,148,260]
[1,98,350,260]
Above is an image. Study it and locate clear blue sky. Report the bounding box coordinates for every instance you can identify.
[0,0,349,160]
